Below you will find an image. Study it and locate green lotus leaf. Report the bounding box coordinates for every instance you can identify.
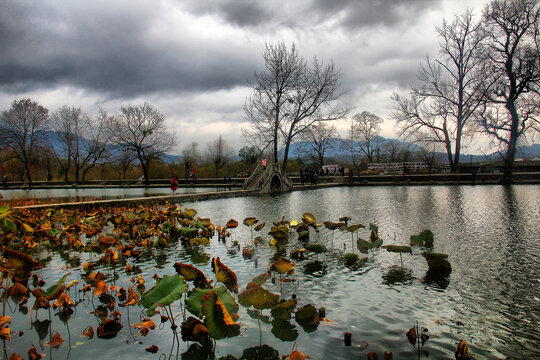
[372,238,383,249]
[46,272,71,297]
[140,274,188,315]
[251,273,271,286]
[247,309,271,324]
[422,252,448,260]
[369,223,379,234]
[183,208,197,219]
[357,238,372,254]
[186,286,238,318]
[297,230,309,240]
[269,225,288,240]
[271,299,297,320]
[304,243,327,254]
[238,287,279,310]
[179,227,199,239]
[346,223,365,233]
[383,245,412,254]
[190,237,210,246]
[243,217,259,227]
[410,229,434,246]
[344,253,359,265]
[201,291,240,340]
[271,318,298,342]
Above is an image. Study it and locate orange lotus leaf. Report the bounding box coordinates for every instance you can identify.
[94,280,107,296]
[270,257,295,275]
[131,320,157,330]
[98,235,116,248]
[0,316,11,327]
[8,283,27,297]
[225,219,238,229]
[7,353,23,360]
[211,257,238,293]
[28,345,45,360]
[45,332,64,348]
[283,351,311,360]
[0,326,11,341]
[120,287,140,307]
[82,326,94,339]
[53,292,74,309]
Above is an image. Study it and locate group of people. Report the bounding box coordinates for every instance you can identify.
[299,167,318,185]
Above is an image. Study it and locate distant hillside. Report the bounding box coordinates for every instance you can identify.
[278,136,540,164]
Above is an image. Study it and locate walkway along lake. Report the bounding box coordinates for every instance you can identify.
[2,184,539,359]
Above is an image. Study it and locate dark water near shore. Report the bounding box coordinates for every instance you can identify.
[5,185,539,359]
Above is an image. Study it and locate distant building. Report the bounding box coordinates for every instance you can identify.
[367,162,429,173]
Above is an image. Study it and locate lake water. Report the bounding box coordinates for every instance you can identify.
[4,185,540,359]
[0,186,237,202]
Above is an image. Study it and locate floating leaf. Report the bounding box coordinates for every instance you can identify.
[410,230,434,247]
[140,274,188,315]
[455,340,471,359]
[212,257,238,293]
[186,286,238,318]
[243,217,259,227]
[201,291,240,340]
[270,257,295,275]
[406,327,416,346]
[238,287,279,310]
[97,319,123,339]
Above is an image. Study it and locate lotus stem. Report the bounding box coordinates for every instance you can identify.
[257,310,262,346]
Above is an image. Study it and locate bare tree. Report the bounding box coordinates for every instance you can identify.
[350,111,383,163]
[479,0,540,183]
[298,122,337,168]
[108,103,176,185]
[52,107,112,183]
[182,142,201,178]
[392,11,488,172]
[341,122,364,176]
[112,146,136,180]
[0,99,49,185]
[243,42,349,171]
[206,135,233,177]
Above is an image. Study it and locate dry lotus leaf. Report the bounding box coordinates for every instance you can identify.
[82,326,94,339]
[455,340,471,360]
[270,257,295,275]
[146,345,159,353]
[8,283,28,297]
[0,316,11,327]
[0,326,11,341]
[406,327,416,346]
[288,350,311,360]
[53,292,73,309]
[225,219,239,229]
[243,217,259,227]
[97,319,123,339]
[28,345,45,360]
[8,353,24,360]
[212,257,239,293]
[120,287,140,307]
[131,320,157,330]
[173,262,206,282]
[45,332,64,348]
[94,280,107,296]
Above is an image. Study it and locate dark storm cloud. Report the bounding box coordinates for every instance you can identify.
[0,1,258,97]
[182,0,274,27]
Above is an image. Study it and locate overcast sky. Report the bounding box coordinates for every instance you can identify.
[0,0,490,154]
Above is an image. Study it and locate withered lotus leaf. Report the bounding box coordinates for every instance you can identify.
[367,352,378,360]
[131,320,156,330]
[238,287,279,310]
[181,316,209,343]
[384,351,393,360]
[270,257,295,275]
[174,262,206,281]
[455,340,471,360]
[254,222,266,231]
[120,287,140,307]
[212,257,239,293]
[140,274,188,315]
[52,292,73,309]
[32,296,50,310]
[82,326,94,339]
[45,332,64,348]
[3,249,42,272]
[406,327,416,346]
[251,272,271,286]
[288,350,311,360]
[94,280,107,296]
[384,245,412,254]
[186,286,238,318]
[323,221,340,231]
[346,223,365,233]
[8,283,27,297]
[301,213,318,228]
[0,316,11,327]
[98,235,116,248]
[243,217,259,227]
[421,333,430,344]
[0,326,11,341]
[295,304,320,327]
[97,319,123,339]
[200,291,240,340]
[8,353,24,360]
[225,219,238,229]
[28,345,45,360]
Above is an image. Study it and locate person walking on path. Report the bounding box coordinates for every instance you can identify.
[170,175,178,194]
[262,158,267,170]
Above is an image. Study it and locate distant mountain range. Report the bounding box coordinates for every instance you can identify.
[277,136,540,163]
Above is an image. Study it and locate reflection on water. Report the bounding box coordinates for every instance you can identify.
[4,185,539,360]
[0,186,237,201]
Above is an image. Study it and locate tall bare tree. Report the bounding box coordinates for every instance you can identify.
[298,122,337,168]
[182,142,201,178]
[243,42,349,171]
[350,111,383,163]
[206,135,233,177]
[392,11,488,172]
[0,99,49,185]
[479,0,540,183]
[108,103,176,185]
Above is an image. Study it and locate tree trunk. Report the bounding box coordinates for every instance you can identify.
[502,100,519,185]
[282,140,291,171]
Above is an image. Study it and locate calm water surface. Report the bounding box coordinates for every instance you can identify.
[5,185,540,359]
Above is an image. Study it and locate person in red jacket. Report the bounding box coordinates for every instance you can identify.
[170,175,178,194]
